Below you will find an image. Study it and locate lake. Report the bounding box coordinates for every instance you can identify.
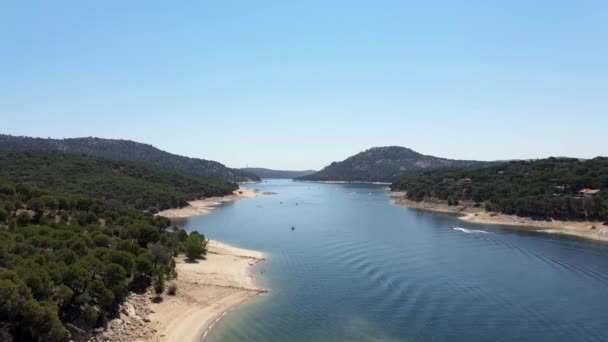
[179,179,608,342]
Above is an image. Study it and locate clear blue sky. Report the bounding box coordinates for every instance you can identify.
[1,1,606,170]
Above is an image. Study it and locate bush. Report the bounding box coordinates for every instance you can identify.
[16,212,31,227]
[0,208,8,224]
[484,201,494,212]
[93,234,111,248]
[185,233,207,261]
[154,272,165,297]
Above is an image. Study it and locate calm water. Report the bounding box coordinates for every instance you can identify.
[180,180,608,342]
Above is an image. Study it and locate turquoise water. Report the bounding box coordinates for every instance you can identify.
[180,180,608,342]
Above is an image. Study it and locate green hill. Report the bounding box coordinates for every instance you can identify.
[0,135,259,183]
[391,157,608,221]
[0,150,223,341]
[0,150,237,212]
[297,146,488,183]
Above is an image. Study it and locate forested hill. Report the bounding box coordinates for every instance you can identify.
[240,168,316,179]
[0,150,237,212]
[297,146,488,183]
[391,157,608,221]
[0,151,217,341]
[0,134,260,183]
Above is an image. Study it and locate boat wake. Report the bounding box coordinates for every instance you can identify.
[453,227,489,234]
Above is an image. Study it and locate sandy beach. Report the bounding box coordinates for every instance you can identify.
[147,241,265,342]
[157,188,261,219]
[391,192,608,243]
[94,241,265,342]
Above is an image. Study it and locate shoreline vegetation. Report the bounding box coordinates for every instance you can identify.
[95,240,265,342]
[0,149,267,342]
[390,192,608,242]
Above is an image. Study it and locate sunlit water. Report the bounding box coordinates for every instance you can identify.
[178,179,608,342]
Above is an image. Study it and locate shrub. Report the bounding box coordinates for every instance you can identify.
[154,272,165,297]
[167,284,177,296]
[185,232,207,261]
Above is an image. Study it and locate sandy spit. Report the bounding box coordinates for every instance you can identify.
[391,192,608,243]
[147,241,265,342]
[156,188,261,219]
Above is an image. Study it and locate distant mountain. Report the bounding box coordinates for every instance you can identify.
[0,134,260,182]
[240,168,316,179]
[297,146,490,183]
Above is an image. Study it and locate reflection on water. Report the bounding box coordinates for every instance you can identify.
[180,180,608,342]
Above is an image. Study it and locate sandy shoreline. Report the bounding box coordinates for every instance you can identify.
[93,241,265,342]
[147,241,265,342]
[157,188,261,219]
[391,192,608,242]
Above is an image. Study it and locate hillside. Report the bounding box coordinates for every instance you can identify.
[391,157,608,221]
[0,151,216,341]
[297,146,488,183]
[0,135,260,183]
[0,150,238,212]
[240,168,316,179]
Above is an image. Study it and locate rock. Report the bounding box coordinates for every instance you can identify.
[121,302,137,317]
[65,323,87,342]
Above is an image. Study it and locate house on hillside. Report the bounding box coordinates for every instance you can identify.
[579,189,600,198]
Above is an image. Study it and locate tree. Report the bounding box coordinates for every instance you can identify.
[484,200,494,212]
[104,250,135,276]
[0,208,8,224]
[16,212,31,227]
[93,234,112,248]
[0,279,21,319]
[150,243,171,268]
[0,183,16,196]
[63,265,90,296]
[154,269,165,297]
[22,299,67,342]
[185,233,207,261]
[89,279,114,308]
[103,263,127,287]
[135,252,154,276]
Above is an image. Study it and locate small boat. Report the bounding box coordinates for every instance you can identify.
[291,225,295,230]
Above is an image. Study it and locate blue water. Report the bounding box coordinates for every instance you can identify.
[179,180,608,342]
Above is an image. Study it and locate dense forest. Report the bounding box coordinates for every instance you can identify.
[0,151,238,213]
[298,146,489,183]
[0,135,260,183]
[240,168,316,179]
[391,158,608,221]
[0,151,214,341]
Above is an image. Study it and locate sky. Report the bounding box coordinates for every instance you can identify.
[1,1,607,170]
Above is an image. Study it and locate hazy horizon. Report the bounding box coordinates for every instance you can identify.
[2,1,607,169]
